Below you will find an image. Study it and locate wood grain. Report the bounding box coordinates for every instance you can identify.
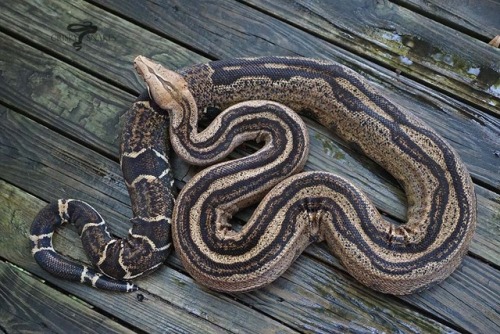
[0,262,135,333]
[393,0,500,39]
[94,0,500,114]
[0,0,207,92]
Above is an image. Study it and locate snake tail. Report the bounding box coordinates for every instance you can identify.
[30,98,174,292]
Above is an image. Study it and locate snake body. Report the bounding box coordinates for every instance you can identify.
[30,99,173,291]
[31,56,476,295]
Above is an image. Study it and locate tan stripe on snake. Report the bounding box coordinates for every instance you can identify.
[30,56,476,295]
[133,56,476,295]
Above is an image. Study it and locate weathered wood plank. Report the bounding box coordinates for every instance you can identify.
[1,0,498,190]
[1,93,498,333]
[167,246,499,334]
[304,236,500,334]
[0,89,463,332]
[393,0,500,39]
[94,0,500,114]
[403,256,500,334]
[0,0,206,91]
[0,261,135,334]
[241,0,500,113]
[281,254,498,334]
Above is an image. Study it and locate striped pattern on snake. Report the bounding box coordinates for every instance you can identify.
[29,56,476,295]
[135,56,476,295]
[30,99,173,291]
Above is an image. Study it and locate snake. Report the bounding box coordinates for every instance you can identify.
[30,56,476,295]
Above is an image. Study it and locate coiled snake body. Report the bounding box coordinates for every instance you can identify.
[30,56,476,295]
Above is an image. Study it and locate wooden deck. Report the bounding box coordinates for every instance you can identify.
[0,1,499,333]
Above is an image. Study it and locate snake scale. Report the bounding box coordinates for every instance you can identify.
[30,56,476,295]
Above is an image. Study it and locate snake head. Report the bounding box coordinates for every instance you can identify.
[133,56,196,119]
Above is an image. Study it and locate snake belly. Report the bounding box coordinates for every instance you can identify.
[136,56,476,295]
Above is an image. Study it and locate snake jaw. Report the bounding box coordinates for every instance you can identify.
[134,56,175,108]
[134,56,198,129]
[133,56,186,105]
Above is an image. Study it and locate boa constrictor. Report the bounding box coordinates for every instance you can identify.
[30,56,476,295]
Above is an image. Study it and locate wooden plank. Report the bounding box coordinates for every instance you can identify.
[279,254,498,334]
[0,0,207,92]
[303,234,500,334]
[167,245,500,334]
[240,0,500,114]
[94,0,500,115]
[0,0,498,190]
[0,31,498,267]
[0,0,204,157]
[0,261,135,333]
[403,256,500,334]
[393,0,500,39]
[0,95,462,333]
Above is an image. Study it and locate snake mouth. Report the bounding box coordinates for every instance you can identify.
[133,55,156,81]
